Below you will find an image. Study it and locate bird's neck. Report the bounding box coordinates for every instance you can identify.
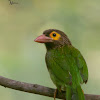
[45,42,72,51]
[45,42,63,50]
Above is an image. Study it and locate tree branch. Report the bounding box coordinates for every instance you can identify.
[0,76,99,100]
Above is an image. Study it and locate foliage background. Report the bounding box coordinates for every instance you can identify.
[0,0,100,100]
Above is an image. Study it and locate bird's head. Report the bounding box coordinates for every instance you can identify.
[34,29,72,50]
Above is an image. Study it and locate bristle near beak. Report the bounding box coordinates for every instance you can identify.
[34,34,53,43]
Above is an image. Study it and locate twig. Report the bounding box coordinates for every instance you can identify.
[0,76,99,100]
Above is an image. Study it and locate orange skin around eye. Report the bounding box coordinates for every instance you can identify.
[49,31,61,40]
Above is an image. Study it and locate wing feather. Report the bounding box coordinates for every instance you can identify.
[71,47,88,83]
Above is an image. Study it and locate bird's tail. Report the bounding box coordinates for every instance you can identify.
[66,85,85,100]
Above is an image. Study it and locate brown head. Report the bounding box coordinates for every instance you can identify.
[34,29,72,50]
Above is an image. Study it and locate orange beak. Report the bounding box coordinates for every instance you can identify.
[34,34,53,43]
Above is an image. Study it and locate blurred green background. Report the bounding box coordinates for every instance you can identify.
[0,0,100,100]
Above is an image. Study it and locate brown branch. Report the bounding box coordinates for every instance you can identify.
[0,76,99,100]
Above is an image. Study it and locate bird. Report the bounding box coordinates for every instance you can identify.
[34,29,88,100]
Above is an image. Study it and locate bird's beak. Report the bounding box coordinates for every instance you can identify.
[34,34,53,43]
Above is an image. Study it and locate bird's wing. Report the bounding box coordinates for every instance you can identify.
[52,47,84,87]
[71,47,88,83]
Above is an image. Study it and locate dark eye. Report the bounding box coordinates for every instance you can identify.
[53,33,56,37]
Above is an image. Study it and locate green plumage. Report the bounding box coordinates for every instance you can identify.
[46,45,88,100]
[35,29,88,100]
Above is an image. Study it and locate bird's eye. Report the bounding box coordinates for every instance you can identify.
[53,33,56,37]
[49,31,61,40]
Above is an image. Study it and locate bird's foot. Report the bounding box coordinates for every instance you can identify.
[54,89,58,100]
[54,88,62,100]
